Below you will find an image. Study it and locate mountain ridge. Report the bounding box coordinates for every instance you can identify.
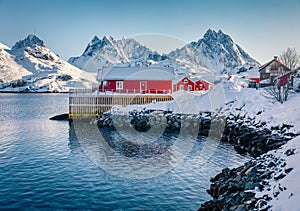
[68,35,163,72]
[68,29,260,75]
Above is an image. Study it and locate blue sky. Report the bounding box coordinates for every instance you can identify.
[0,0,299,63]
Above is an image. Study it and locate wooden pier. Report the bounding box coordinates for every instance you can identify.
[69,89,173,118]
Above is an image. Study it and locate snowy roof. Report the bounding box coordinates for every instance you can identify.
[190,77,213,84]
[258,58,276,72]
[97,67,175,81]
[258,57,290,72]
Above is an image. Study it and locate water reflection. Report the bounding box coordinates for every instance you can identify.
[68,120,245,180]
[68,122,82,154]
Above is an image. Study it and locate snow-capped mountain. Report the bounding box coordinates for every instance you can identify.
[168,29,259,73]
[0,35,96,92]
[0,42,32,83]
[68,36,166,72]
[12,34,45,50]
[69,29,259,75]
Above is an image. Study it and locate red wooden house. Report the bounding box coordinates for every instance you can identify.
[173,77,213,91]
[258,56,290,86]
[97,67,174,94]
[192,78,213,91]
[173,77,195,91]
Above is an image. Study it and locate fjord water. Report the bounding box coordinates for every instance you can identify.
[0,94,249,210]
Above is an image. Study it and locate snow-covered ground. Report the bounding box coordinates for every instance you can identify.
[253,135,300,210]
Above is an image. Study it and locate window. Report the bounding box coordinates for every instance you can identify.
[265,67,271,73]
[179,85,184,90]
[184,79,188,84]
[278,66,284,73]
[116,81,123,90]
[188,85,192,91]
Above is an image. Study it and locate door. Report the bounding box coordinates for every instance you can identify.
[140,81,147,93]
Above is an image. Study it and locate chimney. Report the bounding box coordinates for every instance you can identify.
[274,56,278,60]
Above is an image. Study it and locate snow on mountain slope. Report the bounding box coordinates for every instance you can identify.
[168,29,260,74]
[68,36,164,72]
[0,42,10,50]
[69,29,259,76]
[0,42,32,83]
[0,35,96,92]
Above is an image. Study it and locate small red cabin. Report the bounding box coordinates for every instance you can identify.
[193,79,213,91]
[97,67,174,94]
[173,77,195,91]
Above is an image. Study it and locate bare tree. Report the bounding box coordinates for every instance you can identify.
[264,82,282,103]
[264,80,290,103]
[280,48,299,70]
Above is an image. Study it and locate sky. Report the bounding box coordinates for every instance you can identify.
[0,0,299,63]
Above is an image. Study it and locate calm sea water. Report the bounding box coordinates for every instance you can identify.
[0,94,249,210]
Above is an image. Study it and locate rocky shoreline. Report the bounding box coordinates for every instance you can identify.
[95,109,296,157]
[198,149,295,210]
[94,108,298,210]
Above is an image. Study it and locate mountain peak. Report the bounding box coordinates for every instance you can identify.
[203,29,218,40]
[217,29,225,35]
[91,35,100,43]
[203,29,231,41]
[12,34,45,50]
[102,35,114,44]
[201,29,234,45]
[69,36,158,71]
[169,28,260,73]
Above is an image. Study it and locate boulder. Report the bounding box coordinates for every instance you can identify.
[49,113,70,121]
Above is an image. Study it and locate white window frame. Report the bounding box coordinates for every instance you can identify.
[179,85,184,90]
[184,79,188,84]
[116,81,123,90]
[188,85,192,91]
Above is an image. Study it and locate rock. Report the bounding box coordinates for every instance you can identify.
[284,148,296,156]
[284,167,293,174]
[274,172,286,180]
[56,74,72,81]
[234,145,247,154]
[50,113,70,121]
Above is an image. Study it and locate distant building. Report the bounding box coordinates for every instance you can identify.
[173,77,195,91]
[173,76,213,92]
[258,56,290,86]
[192,78,214,91]
[97,67,174,94]
[248,78,260,88]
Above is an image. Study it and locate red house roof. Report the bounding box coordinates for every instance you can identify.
[258,57,290,72]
